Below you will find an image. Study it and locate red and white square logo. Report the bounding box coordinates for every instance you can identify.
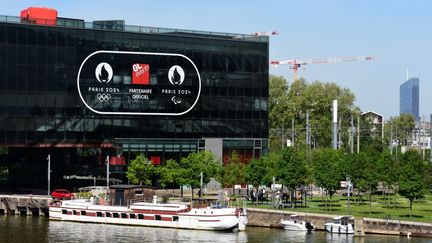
[132,63,150,85]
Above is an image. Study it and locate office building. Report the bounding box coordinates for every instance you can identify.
[0,8,269,191]
[400,77,419,121]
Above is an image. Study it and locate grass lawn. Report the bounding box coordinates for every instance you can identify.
[245,194,432,223]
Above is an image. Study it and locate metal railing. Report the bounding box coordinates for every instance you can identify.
[0,15,269,43]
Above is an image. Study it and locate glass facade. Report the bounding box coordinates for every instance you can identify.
[0,16,269,191]
[399,78,419,121]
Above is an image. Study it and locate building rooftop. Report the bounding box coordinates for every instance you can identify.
[0,14,269,43]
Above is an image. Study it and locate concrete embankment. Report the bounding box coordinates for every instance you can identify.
[247,208,432,237]
[0,195,51,216]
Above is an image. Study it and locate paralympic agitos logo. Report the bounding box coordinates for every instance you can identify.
[77,51,201,116]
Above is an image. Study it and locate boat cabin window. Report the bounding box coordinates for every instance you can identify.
[81,211,86,216]
[173,216,178,222]
[155,215,161,221]
[130,214,136,219]
[121,213,127,218]
[73,210,77,215]
[61,210,67,214]
[135,190,143,195]
[97,212,103,217]
[113,213,119,218]
[106,212,111,217]
[138,214,144,219]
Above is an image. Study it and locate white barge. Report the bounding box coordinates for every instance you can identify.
[49,198,247,231]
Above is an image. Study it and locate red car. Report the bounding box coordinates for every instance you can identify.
[51,189,74,200]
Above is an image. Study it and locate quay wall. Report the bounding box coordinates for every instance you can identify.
[0,195,51,216]
[1,194,432,237]
[247,208,432,237]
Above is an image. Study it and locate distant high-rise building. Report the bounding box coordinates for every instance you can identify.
[400,78,419,121]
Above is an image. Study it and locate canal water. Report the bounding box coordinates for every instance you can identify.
[0,216,429,243]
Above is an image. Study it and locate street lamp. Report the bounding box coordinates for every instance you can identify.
[47,154,51,196]
[347,177,351,215]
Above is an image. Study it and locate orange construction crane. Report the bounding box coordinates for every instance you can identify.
[271,56,375,81]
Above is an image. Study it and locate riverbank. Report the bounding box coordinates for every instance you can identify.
[1,193,432,238]
[247,208,432,237]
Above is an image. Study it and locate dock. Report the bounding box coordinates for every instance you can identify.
[0,195,51,216]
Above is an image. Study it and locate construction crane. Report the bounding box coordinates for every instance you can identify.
[270,56,375,81]
[251,30,278,36]
[234,30,278,39]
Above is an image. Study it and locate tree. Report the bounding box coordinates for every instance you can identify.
[220,151,245,195]
[352,151,379,214]
[245,156,274,204]
[384,114,415,147]
[126,154,155,186]
[276,148,308,208]
[157,159,188,197]
[398,150,427,218]
[180,151,221,198]
[311,148,344,211]
[268,75,360,150]
[377,151,400,205]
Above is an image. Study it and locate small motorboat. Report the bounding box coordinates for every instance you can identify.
[280,214,314,231]
[324,216,354,234]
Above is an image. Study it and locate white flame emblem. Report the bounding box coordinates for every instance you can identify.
[95,62,113,83]
[168,65,185,85]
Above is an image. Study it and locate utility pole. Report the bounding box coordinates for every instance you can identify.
[430,114,432,163]
[47,154,51,196]
[200,172,203,198]
[338,118,342,149]
[357,116,360,153]
[347,178,351,214]
[332,100,338,149]
[291,118,295,147]
[390,124,393,155]
[106,155,110,191]
[395,127,398,158]
[306,110,310,154]
[349,117,354,153]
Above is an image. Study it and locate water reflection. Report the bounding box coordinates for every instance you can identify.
[48,221,248,243]
[0,216,430,243]
[325,233,355,243]
[277,231,314,243]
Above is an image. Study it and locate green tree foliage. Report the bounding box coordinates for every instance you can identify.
[384,114,415,146]
[126,154,155,186]
[245,156,275,203]
[276,148,308,207]
[157,159,187,190]
[180,151,221,197]
[269,75,290,129]
[347,150,380,213]
[398,150,428,218]
[311,148,344,211]
[358,114,386,152]
[269,75,360,150]
[220,151,245,194]
[376,151,400,205]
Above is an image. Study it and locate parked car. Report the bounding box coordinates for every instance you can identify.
[51,189,75,200]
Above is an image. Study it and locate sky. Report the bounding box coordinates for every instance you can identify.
[1,0,431,120]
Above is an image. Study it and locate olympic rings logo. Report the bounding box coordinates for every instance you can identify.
[97,93,111,102]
